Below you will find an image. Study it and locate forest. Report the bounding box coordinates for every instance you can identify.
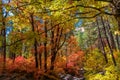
[0,0,120,80]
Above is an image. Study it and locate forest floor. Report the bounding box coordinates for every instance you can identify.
[0,50,85,80]
[0,70,34,80]
[0,70,85,80]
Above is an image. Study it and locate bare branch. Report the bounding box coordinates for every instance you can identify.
[1,38,25,47]
[95,0,112,3]
[57,34,67,51]
[45,4,107,13]
[75,12,102,19]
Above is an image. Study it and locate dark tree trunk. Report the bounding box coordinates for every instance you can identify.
[65,44,68,68]
[50,26,65,70]
[34,39,39,68]
[12,53,16,63]
[50,26,60,70]
[112,0,120,50]
[30,13,38,68]
[38,43,42,69]
[3,23,6,69]
[115,34,120,50]
[39,52,42,69]
[44,21,48,71]
[50,29,55,70]
[96,18,108,63]
[2,13,6,70]
[106,19,116,49]
[101,16,116,66]
[50,51,57,70]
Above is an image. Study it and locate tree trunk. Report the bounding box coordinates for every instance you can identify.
[2,11,6,70]
[44,21,48,71]
[3,23,6,69]
[38,43,42,69]
[96,18,108,63]
[101,16,116,66]
[112,0,120,50]
[34,39,38,68]
[50,28,55,70]
[115,34,120,50]
[106,19,116,49]
[50,51,57,70]
[30,13,38,68]
[39,52,42,69]
[12,53,16,63]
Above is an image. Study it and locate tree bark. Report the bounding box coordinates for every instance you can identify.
[2,20,6,69]
[96,18,108,63]
[1,5,7,70]
[101,16,116,66]
[50,25,60,70]
[106,19,116,49]
[30,13,38,68]
[39,52,42,69]
[44,21,48,71]
[50,28,55,70]
[115,34,120,50]
[50,25,66,70]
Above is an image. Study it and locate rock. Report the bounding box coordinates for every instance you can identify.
[63,74,73,80]
[78,68,85,75]
[73,77,85,80]
[98,71,105,75]
[79,77,85,80]
[59,73,66,79]
[73,77,80,80]
[59,72,86,80]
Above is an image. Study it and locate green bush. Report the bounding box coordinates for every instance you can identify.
[84,48,120,80]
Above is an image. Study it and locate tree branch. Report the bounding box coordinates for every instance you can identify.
[95,0,112,3]
[57,34,67,51]
[75,12,102,19]
[1,38,25,47]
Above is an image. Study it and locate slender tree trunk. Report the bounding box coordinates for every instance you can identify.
[3,22,6,69]
[65,44,68,68]
[44,41,47,70]
[115,34,120,50]
[0,0,2,57]
[50,26,60,70]
[34,39,38,68]
[101,17,116,66]
[38,43,42,69]
[50,26,65,70]
[50,51,57,70]
[12,53,16,63]
[106,18,116,49]
[112,0,120,50]
[44,21,48,71]
[96,18,108,63]
[110,0,120,30]
[50,28,55,70]
[1,9,7,70]
[30,13,38,68]
[39,52,42,69]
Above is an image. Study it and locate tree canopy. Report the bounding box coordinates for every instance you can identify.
[0,0,120,80]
